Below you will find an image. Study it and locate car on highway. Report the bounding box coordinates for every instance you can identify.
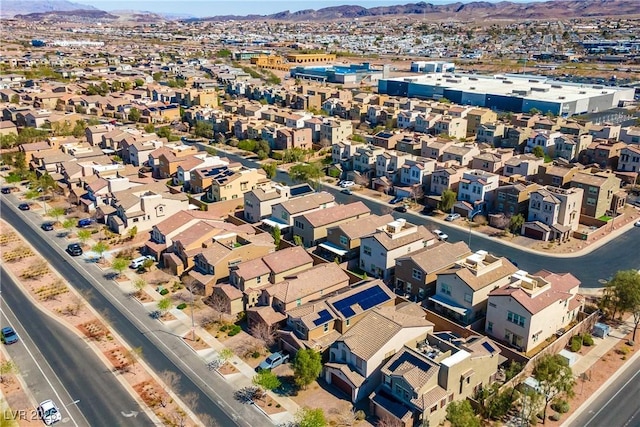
[77,218,93,228]
[433,229,448,241]
[41,222,55,231]
[66,243,83,257]
[1,327,18,345]
[130,255,154,269]
[18,203,31,211]
[445,213,461,222]
[340,188,353,195]
[257,351,289,371]
[37,399,61,425]
[394,205,407,213]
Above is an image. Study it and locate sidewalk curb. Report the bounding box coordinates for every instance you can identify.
[561,340,640,427]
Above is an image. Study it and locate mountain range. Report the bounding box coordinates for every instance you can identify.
[4,0,640,22]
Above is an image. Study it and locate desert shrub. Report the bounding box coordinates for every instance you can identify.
[159,288,169,296]
[228,325,242,336]
[177,303,187,310]
[355,410,366,421]
[582,334,594,346]
[252,350,261,358]
[271,151,283,161]
[617,346,630,355]
[550,413,561,421]
[551,400,569,414]
[570,335,582,352]
[220,324,229,332]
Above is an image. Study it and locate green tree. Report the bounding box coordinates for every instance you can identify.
[48,207,65,224]
[216,48,232,58]
[289,163,323,183]
[293,235,303,246]
[144,123,156,133]
[156,126,172,140]
[261,163,277,179]
[128,226,138,241]
[152,72,164,82]
[157,297,172,314]
[438,189,457,213]
[92,241,110,261]
[134,78,145,87]
[292,349,322,390]
[62,218,76,234]
[111,257,128,279]
[532,354,575,424]
[271,226,281,246]
[446,400,480,427]
[133,278,147,297]
[296,407,327,427]
[532,145,545,158]
[77,229,92,245]
[10,94,19,104]
[252,369,281,392]
[194,121,213,138]
[509,214,525,234]
[128,108,141,123]
[603,270,640,340]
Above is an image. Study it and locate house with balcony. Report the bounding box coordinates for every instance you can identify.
[429,250,518,325]
[321,214,394,262]
[284,279,397,353]
[486,270,584,352]
[293,202,371,248]
[394,241,472,301]
[204,167,270,203]
[359,218,435,280]
[324,303,433,403]
[370,333,501,427]
[522,186,583,241]
[503,154,544,180]
[569,171,622,219]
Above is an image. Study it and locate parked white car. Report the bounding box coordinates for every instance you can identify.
[340,181,355,188]
[433,229,449,241]
[445,213,461,222]
[130,255,154,269]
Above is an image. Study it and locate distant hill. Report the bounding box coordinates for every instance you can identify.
[192,0,640,22]
[13,9,119,22]
[0,0,97,17]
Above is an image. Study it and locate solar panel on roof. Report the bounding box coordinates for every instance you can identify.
[482,342,496,353]
[313,309,333,326]
[332,285,391,318]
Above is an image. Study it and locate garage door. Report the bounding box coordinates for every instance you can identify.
[331,373,352,398]
[523,226,544,240]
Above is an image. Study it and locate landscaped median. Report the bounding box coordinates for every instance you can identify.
[0,219,203,427]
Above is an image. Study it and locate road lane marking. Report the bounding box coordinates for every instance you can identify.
[584,367,640,427]
[0,287,84,427]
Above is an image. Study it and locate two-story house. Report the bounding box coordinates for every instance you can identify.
[503,154,544,180]
[470,149,513,174]
[293,202,371,247]
[526,130,563,156]
[430,250,518,325]
[457,170,500,216]
[395,241,472,301]
[371,333,501,427]
[420,137,454,161]
[494,182,540,218]
[442,144,481,167]
[243,183,314,223]
[429,166,467,196]
[475,122,506,146]
[569,171,622,219]
[204,167,270,203]
[523,186,583,241]
[360,219,435,280]
[320,118,353,145]
[325,303,433,402]
[618,145,640,175]
[267,192,335,231]
[486,270,583,352]
[321,214,394,262]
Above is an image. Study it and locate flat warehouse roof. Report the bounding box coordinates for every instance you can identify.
[388,73,631,104]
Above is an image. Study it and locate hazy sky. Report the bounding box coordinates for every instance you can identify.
[78,0,539,18]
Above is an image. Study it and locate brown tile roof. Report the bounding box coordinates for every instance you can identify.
[441,258,518,292]
[279,192,334,215]
[367,224,434,252]
[334,214,394,240]
[214,283,243,300]
[234,258,271,280]
[397,241,471,274]
[247,305,287,326]
[301,201,370,227]
[267,263,349,304]
[338,311,403,361]
[262,246,313,275]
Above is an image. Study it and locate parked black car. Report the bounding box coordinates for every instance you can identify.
[18,203,31,211]
[41,222,55,231]
[66,243,83,256]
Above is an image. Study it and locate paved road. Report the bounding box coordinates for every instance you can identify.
[0,199,271,427]
[1,267,153,427]
[215,147,640,289]
[566,353,640,427]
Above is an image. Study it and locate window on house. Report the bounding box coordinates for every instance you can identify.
[363,246,371,256]
[323,323,329,333]
[487,321,493,332]
[464,293,472,303]
[339,235,348,246]
[412,269,423,281]
[507,311,526,327]
[441,283,451,296]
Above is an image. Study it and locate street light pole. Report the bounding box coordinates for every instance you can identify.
[188,285,196,341]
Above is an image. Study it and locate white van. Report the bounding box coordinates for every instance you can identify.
[130,255,153,269]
